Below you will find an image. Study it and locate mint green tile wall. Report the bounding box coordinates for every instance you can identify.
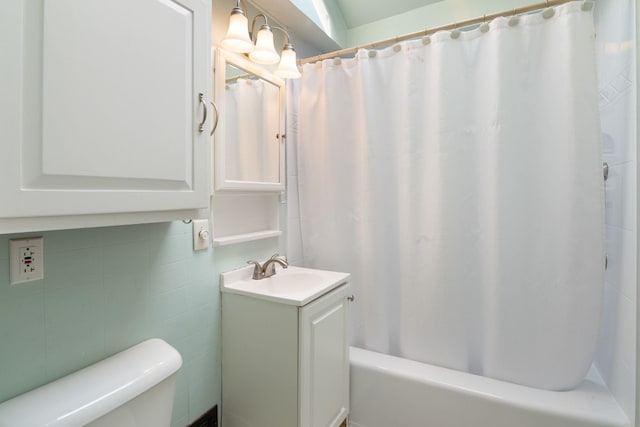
[0,221,282,427]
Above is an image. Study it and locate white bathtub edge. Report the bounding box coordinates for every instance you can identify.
[349,347,630,427]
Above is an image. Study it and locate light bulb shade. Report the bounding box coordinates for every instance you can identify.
[275,45,301,79]
[249,27,280,64]
[221,10,254,53]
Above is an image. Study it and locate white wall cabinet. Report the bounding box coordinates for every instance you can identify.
[210,49,286,245]
[0,0,211,233]
[222,283,350,427]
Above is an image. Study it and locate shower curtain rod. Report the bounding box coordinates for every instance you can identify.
[226,73,256,83]
[298,0,587,65]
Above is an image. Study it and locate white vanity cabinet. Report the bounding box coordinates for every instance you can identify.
[221,266,351,427]
[299,285,351,427]
[0,0,211,233]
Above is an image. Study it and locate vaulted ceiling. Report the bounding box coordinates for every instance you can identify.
[334,0,443,28]
[250,0,449,55]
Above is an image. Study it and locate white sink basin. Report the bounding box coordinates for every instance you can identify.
[220,265,350,306]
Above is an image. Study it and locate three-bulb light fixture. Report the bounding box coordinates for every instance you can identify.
[221,0,302,79]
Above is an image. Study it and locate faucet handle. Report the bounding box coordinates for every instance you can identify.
[247,260,263,280]
[270,253,287,262]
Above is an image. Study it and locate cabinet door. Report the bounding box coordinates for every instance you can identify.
[0,0,210,222]
[299,284,350,427]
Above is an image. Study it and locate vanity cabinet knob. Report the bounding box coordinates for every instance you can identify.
[347,295,355,302]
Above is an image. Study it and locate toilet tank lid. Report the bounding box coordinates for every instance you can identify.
[0,338,182,427]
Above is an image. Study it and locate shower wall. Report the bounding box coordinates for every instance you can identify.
[594,0,637,423]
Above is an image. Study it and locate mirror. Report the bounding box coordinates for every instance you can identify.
[213,49,285,192]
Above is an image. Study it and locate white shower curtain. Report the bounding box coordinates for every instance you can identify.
[290,2,604,391]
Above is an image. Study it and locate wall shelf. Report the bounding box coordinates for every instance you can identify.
[212,193,281,246]
[213,230,282,246]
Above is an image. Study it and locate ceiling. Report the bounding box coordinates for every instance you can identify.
[334,0,444,28]
[250,0,448,55]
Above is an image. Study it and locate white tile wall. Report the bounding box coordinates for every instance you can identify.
[594,0,637,423]
[287,82,305,267]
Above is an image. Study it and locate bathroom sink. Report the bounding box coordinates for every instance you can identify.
[220,265,350,306]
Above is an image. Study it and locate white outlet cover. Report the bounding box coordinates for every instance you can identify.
[9,237,44,285]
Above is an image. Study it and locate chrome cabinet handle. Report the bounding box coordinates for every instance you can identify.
[198,93,207,133]
[347,295,355,302]
[210,101,219,136]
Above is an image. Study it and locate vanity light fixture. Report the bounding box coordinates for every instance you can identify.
[276,42,301,79]
[220,5,254,53]
[249,16,280,65]
[221,0,301,79]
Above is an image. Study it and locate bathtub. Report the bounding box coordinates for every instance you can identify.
[348,347,630,427]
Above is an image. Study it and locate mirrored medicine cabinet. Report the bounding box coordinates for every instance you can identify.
[213,48,285,192]
[211,48,286,246]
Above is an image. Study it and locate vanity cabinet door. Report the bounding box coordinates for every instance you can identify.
[299,284,350,427]
[0,0,210,232]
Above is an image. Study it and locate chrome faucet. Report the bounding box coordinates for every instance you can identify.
[247,254,289,280]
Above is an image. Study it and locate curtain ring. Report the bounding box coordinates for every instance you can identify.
[581,1,594,11]
[542,3,555,19]
[509,9,520,26]
[479,14,490,33]
[450,23,461,39]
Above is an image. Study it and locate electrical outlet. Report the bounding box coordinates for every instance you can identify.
[9,237,44,284]
[192,219,210,251]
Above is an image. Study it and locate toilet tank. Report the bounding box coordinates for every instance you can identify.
[0,338,182,427]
